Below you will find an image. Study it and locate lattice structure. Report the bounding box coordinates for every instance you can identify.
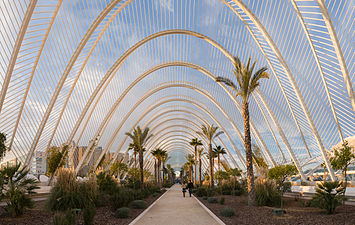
[0,0,353,180]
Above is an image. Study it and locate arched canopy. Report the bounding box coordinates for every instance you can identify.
[0,0,353,179]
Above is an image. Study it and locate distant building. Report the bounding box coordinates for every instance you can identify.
[34,151,47,175]
[88,146,103,169]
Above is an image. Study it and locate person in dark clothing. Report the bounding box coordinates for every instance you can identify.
[187,181,194,197]
[182,182,187,197]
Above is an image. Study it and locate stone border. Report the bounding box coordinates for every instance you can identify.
[193,195,226,225]
[129,187,171,225]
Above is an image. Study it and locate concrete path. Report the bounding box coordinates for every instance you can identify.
[132,184,222,225]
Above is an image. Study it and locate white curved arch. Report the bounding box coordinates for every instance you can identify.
[7,0,63,152]
[92,91,246,173]
[290,0,344,141]
[86,81,254,174]
[78,61,278,171]
[225,0,335,180]
[119,108,240,170]
[0,0,38,112]
[315,0,354,111]
[144,124,227,163]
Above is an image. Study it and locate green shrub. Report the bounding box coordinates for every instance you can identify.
[219,197,225,205]
[0,163,39,216]
[83,204,96,225]
[52,210,76,225]
[152,192,158,197]
[110,188,134,209]
[220,207,235,217]
[115,207,130,218]
[207,197,218,203]
[131,200,148,209]
[195,186,215,197]
[255,180,281,207]
[96,172,117,194]
[143,182,160,194]
[310,181,345,214]
[46,169,97,211]
[202,196,208,200]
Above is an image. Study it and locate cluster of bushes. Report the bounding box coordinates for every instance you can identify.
[46,168,98,225]
[195,180,246,198]
[255,179,281,207]
[46,170,161,224]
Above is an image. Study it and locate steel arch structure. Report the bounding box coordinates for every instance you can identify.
[0,0,353,180]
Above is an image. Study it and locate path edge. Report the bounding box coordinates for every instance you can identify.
[193,195,226,225]
[129,186,171,225]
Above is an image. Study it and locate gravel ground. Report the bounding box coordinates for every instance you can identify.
[198,195,355,225]
[0,193,163,225]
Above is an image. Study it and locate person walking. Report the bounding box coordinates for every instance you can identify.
[182,182,187,197]
[187,180,194,197]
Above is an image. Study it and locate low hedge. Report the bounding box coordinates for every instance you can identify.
[220,207,235,217]
[115,207,130,218]
[207,197,218,203]
[131,200,148,209]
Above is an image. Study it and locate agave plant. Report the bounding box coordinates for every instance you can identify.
[311,181,345,214]
[0,163,39,216]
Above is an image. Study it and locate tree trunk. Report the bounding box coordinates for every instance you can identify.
[194,146,197,185]
[209,143,214,187]
[199,157,202,185]
[244,101,256,206]
[190,166,193,182]
[158,160,161,187]
[134,153,137,168]
[139,149,144,189]
[218,154,220,171]
[154,160,157,184]
[343,165,348,204]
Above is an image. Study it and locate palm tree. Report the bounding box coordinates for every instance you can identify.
[216,56,269,206]
[197,147,205,185]
[213,145,227,171]
[125,126,153,189]
[185,154,195,182]
[197,124,224,187]
[189,138,203,185]
[161,152,169,183]
[151,148,166,186]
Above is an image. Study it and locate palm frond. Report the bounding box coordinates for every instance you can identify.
[214,131,224,139]
[215,77,238,91]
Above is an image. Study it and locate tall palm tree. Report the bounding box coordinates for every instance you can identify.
[189,138,203,185]
[216,56,269,206]
[197,124,223,187]
[185,154,195,182]
[213,145,227,171]
[126,126,153,189]
[197,147,205,185]
[151,148,166,186]
[161,152,169,183]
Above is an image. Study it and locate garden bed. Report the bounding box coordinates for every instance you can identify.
[0,191,164,225]
[197,195,355,225]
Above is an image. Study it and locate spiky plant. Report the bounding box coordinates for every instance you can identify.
[1,163,39,216]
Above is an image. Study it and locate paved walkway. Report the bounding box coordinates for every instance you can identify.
[132,184,221,225]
